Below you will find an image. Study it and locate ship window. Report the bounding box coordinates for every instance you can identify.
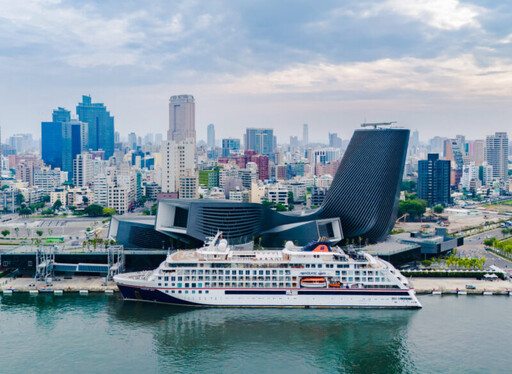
[225,270,230,275]
[246,271,250,275]
[206,291,209,294]
[178,283,182,287]
[199,290,202,294]
[192,291,195,294]
[164,277,168,281]
[158,283,161,286]
[239,271,243,275]
[285,270,290,275]
[171,277,176,281]
[164,283,168,287]
[185,283,190,287]
[305,264,310,268]
[266,270,270,275]
[259,271,263,275]
[158,277,161,280]
[272,270,277,275]
[318,265,322,269]
[192,283,196,288]
[178,277,182,281]
[349,277,353,282]
[185,291,188,294]
[311,264,316,268]
[279,270,283,275]
[336,271,340,276]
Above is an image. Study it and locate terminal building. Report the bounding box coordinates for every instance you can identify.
[110,128,410,249]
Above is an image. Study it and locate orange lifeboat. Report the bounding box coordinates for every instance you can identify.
[300,277,327,288]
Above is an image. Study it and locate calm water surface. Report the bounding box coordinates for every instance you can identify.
[0,294,510,374]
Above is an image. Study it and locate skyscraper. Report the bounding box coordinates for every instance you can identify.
[303,124,309,146]
[328,132,342,148]
[418,154,451,206]
[128,132,137,150]
[168,95,196,142]
[76,95,115,159]
[245,128,275,155]
[207,124,215,149]
[42,107,87,180]
[485,132,508,180]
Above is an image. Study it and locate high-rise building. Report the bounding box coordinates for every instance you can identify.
[168,95,196,142]
[470,140,485,165]
[128,132,137,150]
[303,124,309,146]
[73,153,93,187]
[245,128,274,155]
[328,133,342,148]
[418,154,451,206]
[162,139,197,198]
[207,124,215,149]
[485,132,508,180]
[34,167,67,194]
[411,130,420,148]
[76,95,115,159]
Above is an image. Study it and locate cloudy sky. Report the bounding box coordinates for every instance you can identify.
[1,0,512,143]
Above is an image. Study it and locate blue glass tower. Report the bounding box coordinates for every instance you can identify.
[76,95,114,159]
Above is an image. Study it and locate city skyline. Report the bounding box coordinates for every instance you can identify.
[3,1,512,142]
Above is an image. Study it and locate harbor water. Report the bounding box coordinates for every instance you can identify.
[1,294,510,373]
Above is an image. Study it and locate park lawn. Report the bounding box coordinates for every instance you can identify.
[499,237,512,246]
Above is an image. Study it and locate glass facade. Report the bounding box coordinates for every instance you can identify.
[77,95,114,159]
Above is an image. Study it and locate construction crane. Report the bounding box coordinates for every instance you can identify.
[361,121,397,129]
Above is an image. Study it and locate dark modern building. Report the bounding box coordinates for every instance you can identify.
[418,153,451,206]
[41,107,87,180]
[110,128,410,248]
[77,95,115,159]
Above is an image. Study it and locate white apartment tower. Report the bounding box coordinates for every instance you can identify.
[168,95,196,142]
[162,139,197,198]
[73,153,93,187]
[485,132,508,180]
[303,124,309,146]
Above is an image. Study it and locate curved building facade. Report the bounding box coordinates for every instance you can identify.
[110,128,409,248]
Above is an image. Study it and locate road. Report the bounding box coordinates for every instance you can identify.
[459,227,512,273]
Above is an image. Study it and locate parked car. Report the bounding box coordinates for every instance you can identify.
[466,284,476,290]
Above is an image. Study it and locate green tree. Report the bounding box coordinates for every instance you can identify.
[102,207,116,216]
[19,208,32,216]
[52,199,63,211]
[84,204,104,217]
[433,205,444,214]
[42,195,51,203]
[150,204,158,216]
[36,230,43,237]
[398,199,427,219]
[41,209,54,216]
[14,227,19,237]
[1,229,10,238]
[276,203,287,212]
[16,192,25,205]
[401,180,417,193]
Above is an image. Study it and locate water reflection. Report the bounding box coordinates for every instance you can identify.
[108,298,419,373]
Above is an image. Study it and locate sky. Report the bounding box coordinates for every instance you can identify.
[1,0,512,143]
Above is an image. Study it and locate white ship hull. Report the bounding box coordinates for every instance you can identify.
[116,278,421,309]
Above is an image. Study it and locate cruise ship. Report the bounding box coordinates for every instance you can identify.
[114,233,422,308]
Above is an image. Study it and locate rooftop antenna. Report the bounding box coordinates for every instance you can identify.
[361,121,397,129]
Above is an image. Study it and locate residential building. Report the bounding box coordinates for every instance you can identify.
[34,167,67,194]
[418,154,451,206]
[328,133,342,148]
[303,124,309,146]
[161,139,197,197]
[73,153,93,187]
[268,187,289,207]
[485,132,508,180]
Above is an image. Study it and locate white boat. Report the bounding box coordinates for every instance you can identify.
[114,233,422,309]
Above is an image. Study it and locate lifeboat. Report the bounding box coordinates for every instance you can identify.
[329,282,341,288]
[300,277,327,288]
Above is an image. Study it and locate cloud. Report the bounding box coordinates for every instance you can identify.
[212,55,512,98]
[369,0,484,30]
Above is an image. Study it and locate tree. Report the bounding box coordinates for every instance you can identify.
[102,207,116,216]
[16,192,25,205]
[36,230,43,237]
[433,205,444,214]
[52,199,63,211]
[276,203,287,212]
[401,180,417,193]
[41,209,54,216]
[288,191,294,205]
[150,204,158,215]
[14,227,19,237]
[84,204,104,217]
[398,199,427,219]
[1,229,10,238]
[19,208,32,217]
[42,195,51,203]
